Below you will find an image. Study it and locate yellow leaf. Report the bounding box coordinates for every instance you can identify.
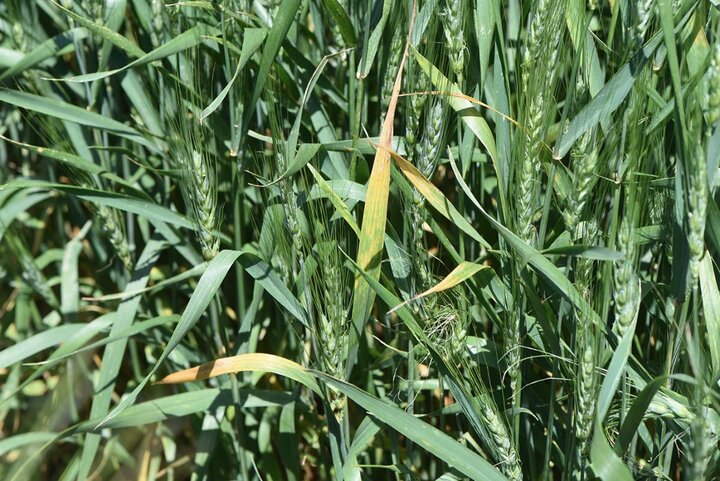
[158,353,322,395]
[389,261,491,313]
[349,4,417,353]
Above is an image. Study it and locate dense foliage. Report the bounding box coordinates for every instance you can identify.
[1,1,719,480]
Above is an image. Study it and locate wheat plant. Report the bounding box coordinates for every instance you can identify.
[1,1,719,480]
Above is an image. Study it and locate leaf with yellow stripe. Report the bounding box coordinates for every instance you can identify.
[159,353,322,395]
[348,6,417,370]
[387,148,490,249]
[392,145,599,325]
[389,261,492,313]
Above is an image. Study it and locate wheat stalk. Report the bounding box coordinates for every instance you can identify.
[635,0,654,44]
[687,141,707,282]
[95,203,134,271]
[381,27,404,118]
[479,395,523,481]
[11,236,58,308]
[708,45,720,128]
[67,166,135,271]
[410,85,448,297]
[151,0,164,47]
[315,238,349,419]
[418,99,445,179]
[188,150,220,261]
[517,0,564,245]
[405,60,427,164]
[688,419,709,479]
[441,0,465,84]
[564,129,599,240]
[646,395,694,422]
[613,218,639,337]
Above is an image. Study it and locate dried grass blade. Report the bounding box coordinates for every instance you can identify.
[349,2,416,363]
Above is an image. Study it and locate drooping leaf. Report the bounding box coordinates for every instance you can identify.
[349,8,415,373]
[0,28,88,80]
[389,261,492,313]
[0,90,157,151]
[51,1,146,58]
[200,28,267,122]
[160,353,509,481]
[59,25,212,82]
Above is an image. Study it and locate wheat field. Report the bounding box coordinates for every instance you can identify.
[0,1,719,480]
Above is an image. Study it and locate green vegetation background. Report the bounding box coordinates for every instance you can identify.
[0,1,719,480]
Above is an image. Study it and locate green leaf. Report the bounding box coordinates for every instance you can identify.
[0,323,97,369]
[589,416,633,481]
[0,135,142,194]
[269,143,322,186]
[615,375,668,455]
[699,254,720,379]
[596,313,638,422]
[200,28,267,122]
[411,0,439,47]
[51,1,146,58]
[1,180,193,229]
[0,28,88,80]
[0,433,64,458]
[238,253,310,327]
[98,250,244,426]
[322,0,356,45]
[77,388,294,431]
[83,265,206,302]
[0,90,157,151]
[0,47,24,68]
[343,417,382,481]
[658,0,686,129]
[590,313,638,481]
[76,234,167,481]
[61,25,211,82]
[96,0,127,72]
[318,373,509,481]
[357,0,392,79]
[121,70,163,136]
[474,0,495,90]
[0,313,118,407]
[284,48,350,174]
[308,179,367,203]
[60,221,90,322]
[240,0,301,137]
[25,315,179,366]
[306,164,360,236]
[0,189,53,243]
